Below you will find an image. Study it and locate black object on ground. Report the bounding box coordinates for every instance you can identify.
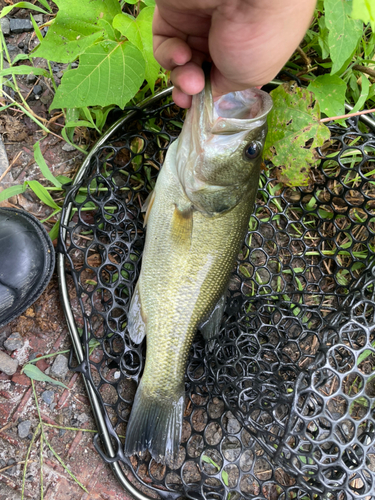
[59,91,375,500]
[9,18,33,33]
[0,208,55,327]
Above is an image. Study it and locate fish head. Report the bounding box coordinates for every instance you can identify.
[175,80,273,215]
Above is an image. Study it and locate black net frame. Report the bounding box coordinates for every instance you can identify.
[57,87,375,500]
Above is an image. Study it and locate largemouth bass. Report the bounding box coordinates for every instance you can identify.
[124,79,272,465]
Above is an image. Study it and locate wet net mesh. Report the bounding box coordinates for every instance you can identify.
[59,94,375,500]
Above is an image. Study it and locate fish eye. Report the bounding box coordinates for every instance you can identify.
[244,142,260,160]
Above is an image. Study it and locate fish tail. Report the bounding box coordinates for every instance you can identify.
[124,381,185,466]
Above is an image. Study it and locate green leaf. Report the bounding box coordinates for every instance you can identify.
[307,74,346,120]
[10,53,32,65]
[30,14,43,43]
[264,84,331,187]
[222,470,229,486]
[0,2,49,18]
[324,0,362,74]
[142,0,156,5]
[317,16,330,59]
[51,40,145,109]
[0,65,49,78]
[49,220,60,241]
[97,18,117,42]
[34,0,121,63]
[113,7,160,92]
[55,175,71,184]
[23,364,69,389]
[33,140,62,188]
[65,108,80,141]
[27,349,70,364]
[26,180,61,209]
[351,0,375,30]
[351,73,370,113]
[0,184,26,202]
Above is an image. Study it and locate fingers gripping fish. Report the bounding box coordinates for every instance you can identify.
[124,78,273,465]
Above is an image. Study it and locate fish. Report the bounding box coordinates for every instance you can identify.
[124,77,273,465]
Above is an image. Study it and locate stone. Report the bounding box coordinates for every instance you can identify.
[33,14,43,25]
[62,142,76,152]
[51,354,69,378]
[9,18,33,34]
[0,330,7,348]
[56,70,64,79]
[6,458,17,475]
[71,62,78,68]
[0,350,18,375]
[77,413,89,424]
[1,18,10,36]
[0,134,9,179]
[26,74,38,84]
[5,43,22,60]
[18,420,31,439]
[33,84,43,95]
[4,332,23,352]
[41,390,54,405]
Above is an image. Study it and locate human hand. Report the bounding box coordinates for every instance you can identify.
[153,0,316,107]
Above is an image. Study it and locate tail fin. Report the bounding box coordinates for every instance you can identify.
[124,382,185,466]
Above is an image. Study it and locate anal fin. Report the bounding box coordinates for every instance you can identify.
[200,294,226,342]
[127,281,147,344]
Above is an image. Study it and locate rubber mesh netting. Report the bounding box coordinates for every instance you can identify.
[59,95,375,500]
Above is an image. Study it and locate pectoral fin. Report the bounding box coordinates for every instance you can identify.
[171,206,193,246]
[127,281,147,344]
[200,294,226,341]
[142,190,156,227]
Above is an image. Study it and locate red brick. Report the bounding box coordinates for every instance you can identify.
[0,373,11,381]
[11,372,31,386]
[36,359,50,372]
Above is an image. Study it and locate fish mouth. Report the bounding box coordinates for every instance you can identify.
[176,77,273,160]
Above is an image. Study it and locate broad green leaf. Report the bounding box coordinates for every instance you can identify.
[351,73,370,113]
[142,0,155,5]
[0,184,26,202]
[307,74,346,120]
[33,140,62,188]
[264,84,330,187]
[49,220,60,241]
[34,0,121,63]
[351,0,375,30]
[51,40,145,109]
[113,7,160,92]
[0,2,50,18]
[26,180,61,209]
[0,65,49,78]
[97,19,117,42]
[22,364,69,389]
[324,0,362,74]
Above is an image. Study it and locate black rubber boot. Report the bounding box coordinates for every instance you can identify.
[0,208,55,327]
